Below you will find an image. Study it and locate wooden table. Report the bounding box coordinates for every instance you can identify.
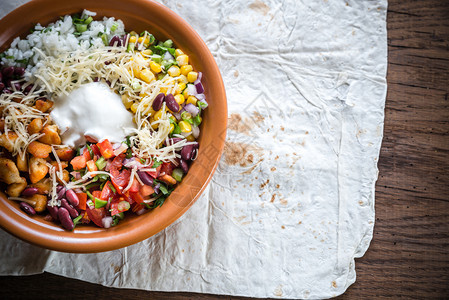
[1,0,448,298]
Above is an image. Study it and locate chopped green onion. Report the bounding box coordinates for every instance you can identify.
[84,16,93,25]
[152,160,162,168]
[86,144,94,158]
[100,33,108,45]
[118,201,130,212]
[127,42,136,52]
[72,213,84,229]
[151,54,162,63]
[172,168,184,182]
[163,39,173,48]
[159,183,169,195]
[108,183,116,194]
[197,101,208,110]
[75,23,87,33]
[111,22,118,32]
[193,114,202,126]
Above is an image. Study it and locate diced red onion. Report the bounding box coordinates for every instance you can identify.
[154,183,160,194]
[102,216,113,228]
[192,125,200,139]
[173,111,182,120]
[194,81,204,94]
[198,72,202,81]
[184,103,200,117]
[196,94,206,101]
[187,84,197,96]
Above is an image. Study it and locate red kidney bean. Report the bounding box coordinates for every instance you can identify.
[65,189,79,206]
[47,204,59,221]
[0,72,2,82]
[109,35,122,47]
[57,187,67,200]
[181,144,193,161]
[180,159,189,173]
[152,93,165,111]
[61,199,79,218]
[58,207,74,231]
[137,170,153,186]
[2,66,14,78]
[23,84,34,94]
[0,82,4,92]
[165,137,183,146]
[165,93,179,112]
[20,202,36,215]
[21,187,39,197]
[7,80,21,91]
[14,66,25,77]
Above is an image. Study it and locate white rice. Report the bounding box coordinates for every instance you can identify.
[1,9,126,80]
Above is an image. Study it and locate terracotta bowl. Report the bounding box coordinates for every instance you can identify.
[0,0,227,252]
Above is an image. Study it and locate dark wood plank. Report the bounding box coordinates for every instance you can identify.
[1,0,449,299]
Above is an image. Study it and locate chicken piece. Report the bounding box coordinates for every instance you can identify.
[27,118,43,135]
[29,156,49,183]
[27,141,52,158]
[54,147,75,161]
[6,177,27,197]
[0,132,18,152]
[56,169,69,184]
[33,99,53,113]
[16,154,28,172]
[38,125,61,145]
[0,157,22,184]
[50,160,68,172]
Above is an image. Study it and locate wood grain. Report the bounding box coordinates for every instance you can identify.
[1,0,449,299]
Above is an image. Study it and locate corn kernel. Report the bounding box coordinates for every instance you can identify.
[187,71,198,83]
[177,82,187,93]
[121,94,133,109]
[167,65,181,77]
[140,68,155,83]
[177,74,188,84]
[132,66,141,78]
[153,109,163,121]
[174,94,185,105]
[169,123,175,134]
[176,54,189,66]
[182,88,190,99]
[186,95,198,105]
[137,36,149,46]
[129,36,137,43]
[186,134,195,142]
[150,61,162,73]
[145,106,155,116]
[151,121,159,130]
[130,102,139,113]
[175,49,184,57]
[142,49,153,56]
[179,120,192,133]
[181,65,193,76]
[159,87,168,95]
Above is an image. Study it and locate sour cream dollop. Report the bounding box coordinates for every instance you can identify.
[50,82,136,147]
